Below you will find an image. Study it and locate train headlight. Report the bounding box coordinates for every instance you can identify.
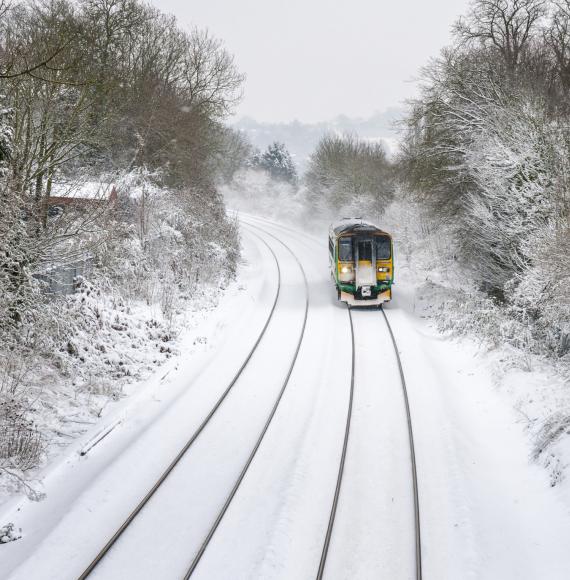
[377,267,389,273]
[341,266,352,274]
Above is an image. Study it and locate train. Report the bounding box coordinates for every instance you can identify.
[329,218,393,307]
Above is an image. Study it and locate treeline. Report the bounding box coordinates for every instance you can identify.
[223,132,395,226]
[0,0,244,325]
[305,133,393,217]
[0,0,244,485]
[400,0,570,358]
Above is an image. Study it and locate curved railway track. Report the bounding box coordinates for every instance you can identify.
[246,217,423,578]
[242,215,422,580]
[240,212,321,246]
[381,307,422,580]
[78,217,421,580]
[183,224,310,577]
[316,302,422,580]
[316,305,356,580]
[78,226,309,580]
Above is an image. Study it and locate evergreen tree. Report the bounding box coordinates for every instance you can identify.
[253,142,297,184]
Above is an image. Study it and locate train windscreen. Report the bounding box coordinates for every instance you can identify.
[376,236,391,260]
[339,238,353,261]
[358,241,372,261]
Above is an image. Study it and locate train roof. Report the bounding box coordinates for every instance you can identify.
[330,218,390,237]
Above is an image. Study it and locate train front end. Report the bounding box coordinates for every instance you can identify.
[329,219,393,307]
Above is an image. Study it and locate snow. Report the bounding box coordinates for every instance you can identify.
[232,215,570,579]
[50,181,115,200]
[1,212,570,579]
[0,231,273,578]
[85,226,306,579]
[388,283,570,579]
[324,310,415,579]
[189,221,353,579]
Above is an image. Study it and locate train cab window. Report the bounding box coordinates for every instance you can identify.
[339,238,353,261]
[376,236,391,260]
[357,240,372,261]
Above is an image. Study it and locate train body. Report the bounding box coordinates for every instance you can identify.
[329,218,393,307]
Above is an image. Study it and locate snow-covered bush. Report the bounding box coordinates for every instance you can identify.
[0,173,239,496]
[0,354,46,497]
[0,522,22,544]
[511,218,570,360]
[251,142,298,185]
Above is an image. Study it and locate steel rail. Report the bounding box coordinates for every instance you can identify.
[184,222,310,578]
[248,216,421,580]
[77,230,282,580]
[246,216,421,580]
[240,213,322,246]
[381,307,423,580]
[316,305,355,580]
[247,217,355,580]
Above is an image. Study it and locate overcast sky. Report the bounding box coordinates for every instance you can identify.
[150,0,470,123]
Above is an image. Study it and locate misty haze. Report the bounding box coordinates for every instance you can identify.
[1,1,569,579]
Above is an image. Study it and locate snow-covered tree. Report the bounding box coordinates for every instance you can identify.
[0,103,12,174]
[462,100,558,289]
[252,142,298,184]
[0,0,245,491]
[306,133,393,216]
[399,0,570,362]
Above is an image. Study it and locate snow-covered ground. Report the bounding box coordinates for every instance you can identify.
[1,214,570,579]
[388,283,570,579]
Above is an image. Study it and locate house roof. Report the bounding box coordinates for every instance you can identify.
[50,181,116,200]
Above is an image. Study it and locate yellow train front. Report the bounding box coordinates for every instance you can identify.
[329,219,393,307]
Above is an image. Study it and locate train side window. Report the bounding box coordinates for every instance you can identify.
[339,238,353,261]
[329,239,334,257]
[376,236,391,260]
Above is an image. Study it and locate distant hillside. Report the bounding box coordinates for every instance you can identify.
[233,108,404,172]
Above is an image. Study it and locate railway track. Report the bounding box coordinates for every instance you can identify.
[316,305,356,580]
[78,226,309,579]
[184,225,309,577]
[240,213,321,247]
[243,215,422,580]
[381,307,422,580]
[316,308,422,580]
[79,218,421,579]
